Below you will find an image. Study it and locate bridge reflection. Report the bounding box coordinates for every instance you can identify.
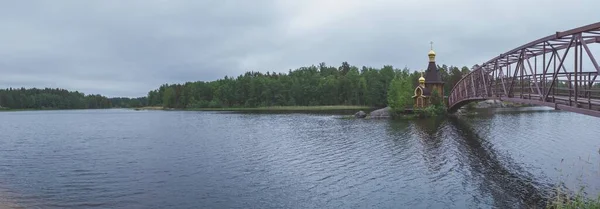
[390,117,555,208]
[446,116,552,208]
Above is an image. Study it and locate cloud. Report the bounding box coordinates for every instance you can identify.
[0,0,598,97]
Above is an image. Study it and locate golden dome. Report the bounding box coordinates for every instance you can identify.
[419,72,425,83]
[428,49,436,56]
[428,49,436,62]
[428,41,436,62]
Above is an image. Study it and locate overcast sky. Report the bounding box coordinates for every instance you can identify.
[0,0,598,97]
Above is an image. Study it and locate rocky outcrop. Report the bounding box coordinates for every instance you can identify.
[354,111,367,118]
[474,100,505,108]
[470,100,533,109]
[368,107,392,119]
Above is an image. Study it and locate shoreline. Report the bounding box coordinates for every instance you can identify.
[0,106,374,113]
[133,105,374,112]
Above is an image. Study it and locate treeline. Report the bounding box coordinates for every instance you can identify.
[109,97,148,108]
[0,88,110,109]
[147,62,472,108]
[0,88,147,110]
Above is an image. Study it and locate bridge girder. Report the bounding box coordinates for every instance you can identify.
[448,22,600,118]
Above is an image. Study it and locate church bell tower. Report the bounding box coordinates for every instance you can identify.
[424,42,444,99]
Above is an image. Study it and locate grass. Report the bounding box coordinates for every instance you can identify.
[546,154,600,209]
[547,187,600,209]
[133,106,166,110]
[137,105,372,111]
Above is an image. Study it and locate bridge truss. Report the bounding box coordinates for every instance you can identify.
[448,22,600,118]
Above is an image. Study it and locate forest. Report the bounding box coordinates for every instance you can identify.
[146,62,472,109]
[0,88,147,110]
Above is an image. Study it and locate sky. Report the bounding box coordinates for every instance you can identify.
[0,0,598,98]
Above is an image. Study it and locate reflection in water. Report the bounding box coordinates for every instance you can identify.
[383,116,553,208]
[412,117,446,137]
[447,116,551,208]
[412,118,447,173]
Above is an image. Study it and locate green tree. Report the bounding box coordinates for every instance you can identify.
[163,87,176,108]
[387,74,413,113]
[430,89,443,107]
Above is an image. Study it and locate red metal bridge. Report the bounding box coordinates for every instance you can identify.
[448,22,600,118]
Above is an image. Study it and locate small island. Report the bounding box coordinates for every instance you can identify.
[355,44,450,119]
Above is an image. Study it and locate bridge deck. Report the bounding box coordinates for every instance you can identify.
[497,94,600,117]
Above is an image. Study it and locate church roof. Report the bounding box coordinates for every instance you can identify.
[424,43,444,84]
[425,60,444,84]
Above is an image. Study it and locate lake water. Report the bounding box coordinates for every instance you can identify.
[0,108,599,208]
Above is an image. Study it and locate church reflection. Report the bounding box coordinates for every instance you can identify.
[412,118,445,138]
[412,118,447,173]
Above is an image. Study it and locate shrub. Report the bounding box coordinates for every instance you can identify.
[208,99,222,108]
[548,187,600,209]
[414,105,446,118]
[465,102,476,111]
[387,75,413,113]
[186,100,210,108]
[430,89,443,107]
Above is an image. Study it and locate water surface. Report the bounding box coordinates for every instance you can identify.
[0,108,599,208]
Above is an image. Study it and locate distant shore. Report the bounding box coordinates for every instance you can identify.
[133,105,373,112]
[0,108,113,112]
[0,107,61,112]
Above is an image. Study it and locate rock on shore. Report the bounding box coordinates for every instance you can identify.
[368,107,392,119]
[354,111,367,118]
[471,100,532,109]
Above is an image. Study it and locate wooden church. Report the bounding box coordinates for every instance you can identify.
[413,44,444,108]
